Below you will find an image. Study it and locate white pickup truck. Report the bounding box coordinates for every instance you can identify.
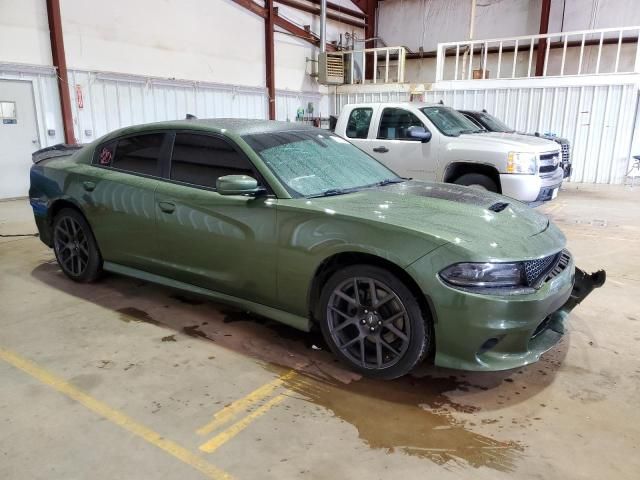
[334,102,565,203]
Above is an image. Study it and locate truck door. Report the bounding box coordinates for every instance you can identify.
[366,107,438,181]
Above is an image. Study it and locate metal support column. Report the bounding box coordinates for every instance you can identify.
[46,0,75,144]
[535,0,551,76]
[265,0,276,120]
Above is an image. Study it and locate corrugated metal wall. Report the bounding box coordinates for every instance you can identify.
[67,69,329,144]
[335,89,411,112]
[335,82,640,184]
[0,62,330,148]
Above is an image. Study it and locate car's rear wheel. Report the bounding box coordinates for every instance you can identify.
[53,208,103,282]
[454,173,498,192]
[318,265,431,379]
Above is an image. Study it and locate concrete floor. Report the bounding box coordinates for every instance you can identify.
[1,183,639,479]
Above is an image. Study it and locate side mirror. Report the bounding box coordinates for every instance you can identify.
[216,175,264,196]
[407,125,432,143]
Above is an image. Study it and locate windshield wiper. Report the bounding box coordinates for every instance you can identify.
[308,188,350,198]
[377,178,406,186]
[459,129,484,134]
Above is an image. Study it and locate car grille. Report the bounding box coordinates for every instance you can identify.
[523,253,559,286]
[544,249,571,282]
[522,249,571,287]
[539,151,561,174]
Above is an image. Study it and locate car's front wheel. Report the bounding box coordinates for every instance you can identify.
[52,208,103,282]
[318,265,431,379]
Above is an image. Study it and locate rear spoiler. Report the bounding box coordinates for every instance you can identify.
[32,143,85,164]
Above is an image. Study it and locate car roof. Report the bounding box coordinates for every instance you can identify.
[100,118,319,141]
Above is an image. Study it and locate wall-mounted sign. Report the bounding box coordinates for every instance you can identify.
[75,85,84,109]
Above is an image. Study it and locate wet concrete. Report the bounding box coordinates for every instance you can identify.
[1,184,640,479]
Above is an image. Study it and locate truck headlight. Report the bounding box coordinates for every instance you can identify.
[507,152,538,174]
[439,262,525,288]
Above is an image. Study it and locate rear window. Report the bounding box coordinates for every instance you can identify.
[345,107,372,139]
[94,133,165,177]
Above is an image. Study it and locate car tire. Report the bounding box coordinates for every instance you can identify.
[454,173,498,192]
[52,208,103,283]
[318,265,431,380]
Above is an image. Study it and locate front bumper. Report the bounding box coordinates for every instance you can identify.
[408,252,605,371]
[500,167,564,204]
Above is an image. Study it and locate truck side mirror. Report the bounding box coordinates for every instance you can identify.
[407,125,432,143]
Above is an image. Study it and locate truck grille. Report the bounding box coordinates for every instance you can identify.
[539,151,561,174]
[561,143,570,164]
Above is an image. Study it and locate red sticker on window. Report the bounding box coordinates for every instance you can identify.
[99,146,113,165]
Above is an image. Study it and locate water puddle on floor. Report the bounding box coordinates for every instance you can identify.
[269,365,523,472]
[116,307,160,325]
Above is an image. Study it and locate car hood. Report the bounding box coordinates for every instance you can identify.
[459,131,560,152]
[305,181,564,260]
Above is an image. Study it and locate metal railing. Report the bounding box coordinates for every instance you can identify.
[340,46,406,84]
[435,26,640,81]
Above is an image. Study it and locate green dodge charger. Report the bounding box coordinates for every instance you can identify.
[29,119,605,379]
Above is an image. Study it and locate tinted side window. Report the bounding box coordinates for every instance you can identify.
[346,108,373,139]
[170,133,253,189]
[377,108,425,140]
[110,133,165,176]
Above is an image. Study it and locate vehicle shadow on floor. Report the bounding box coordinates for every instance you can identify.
[32,260,569,472]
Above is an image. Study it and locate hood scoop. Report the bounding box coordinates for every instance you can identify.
[488,202,510,212]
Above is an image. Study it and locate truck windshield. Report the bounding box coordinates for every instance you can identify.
[475,112,514,133]
[420,106,484,136]
[243,131,403,198]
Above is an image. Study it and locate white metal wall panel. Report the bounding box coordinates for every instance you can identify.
[423,84,638,184]
[67,70,270,144]
[275,91,328,122]
[335,89,411,112]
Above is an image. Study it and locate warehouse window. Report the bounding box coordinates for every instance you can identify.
[170,133,253,189]
[109,133,165,176]
[345,108,372,139]
[377,108,425,140]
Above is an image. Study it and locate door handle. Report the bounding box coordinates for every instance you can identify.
[373,146,389,153]
[82,181,96,192]
[158,201,176,214]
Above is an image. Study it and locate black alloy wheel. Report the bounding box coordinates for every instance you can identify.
[53,208,103,282]
[319,265,431,379]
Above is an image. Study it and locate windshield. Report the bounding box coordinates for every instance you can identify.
[243,131,403,197]
[475,112,514,133]
[420,106,483,136]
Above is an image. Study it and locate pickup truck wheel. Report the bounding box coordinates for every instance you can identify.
[318,265,431,380]
[454,173,498,192]
[53,208,103,283]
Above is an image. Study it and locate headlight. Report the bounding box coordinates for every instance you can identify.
[439,262,525,288]
[507,151,538,174]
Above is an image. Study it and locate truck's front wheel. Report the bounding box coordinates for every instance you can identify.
[454,173,498,192]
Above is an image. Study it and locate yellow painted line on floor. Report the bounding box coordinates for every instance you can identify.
[196,369,297,436]
[199,394,287,453]
[0,347,233,480]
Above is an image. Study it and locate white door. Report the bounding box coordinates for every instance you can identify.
[0,80,40,199]
[364,107,438,181]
